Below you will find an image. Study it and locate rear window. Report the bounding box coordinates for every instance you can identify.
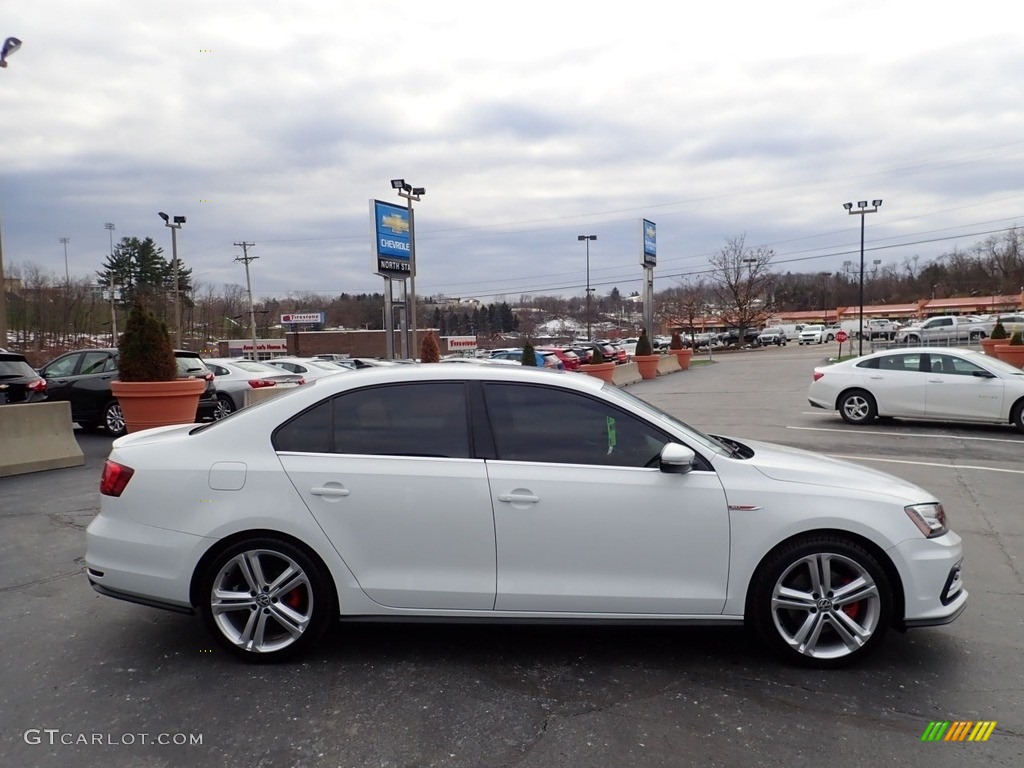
[0,356,36,377]
[175,355,208,376]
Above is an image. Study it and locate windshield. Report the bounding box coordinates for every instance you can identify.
[599,384,726,456]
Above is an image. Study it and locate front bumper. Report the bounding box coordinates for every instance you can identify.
[891,533,968,629]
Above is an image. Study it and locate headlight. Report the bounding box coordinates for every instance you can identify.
[905,503,948,538]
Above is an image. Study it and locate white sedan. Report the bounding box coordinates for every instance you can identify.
[87,365,966,667]
[263,356,353,380]
[808,347,1024,431]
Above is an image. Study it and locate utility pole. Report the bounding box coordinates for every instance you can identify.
[234,242,259,360]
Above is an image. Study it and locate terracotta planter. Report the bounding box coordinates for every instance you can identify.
[580,362,617,383]
[670,348,693,370]
[993,344,1024,368]
[979,337,1001,357]
[111,378,207,434]
[633,354,660,380]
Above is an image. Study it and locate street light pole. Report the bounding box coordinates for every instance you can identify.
[59,237,70,286]
[843,199,882,356]
[391,179,425,358]
[105,223,117,342]
[158,212,186,348]
[578,235,597,340]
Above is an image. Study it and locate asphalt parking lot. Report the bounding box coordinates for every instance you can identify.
[1,344,1021,768]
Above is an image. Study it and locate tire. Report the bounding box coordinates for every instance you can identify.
[748,535,892,668]
[1012,400,1024,434]
[198,537,335,661]
[838,390,877,425]
[213,394,236,420]
[102,400,126,437]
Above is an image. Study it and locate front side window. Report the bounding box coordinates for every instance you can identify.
[929,354,985,376]
[483,383,668,468]
[43,353,81,377]
[274,382,470,458]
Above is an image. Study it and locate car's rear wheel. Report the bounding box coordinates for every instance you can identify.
[838,390,877,425]
[198,537,334,661]
[1011,400,1024,434]
[749,535,891,668]
[213,394,235,420]
[102,400,126,437]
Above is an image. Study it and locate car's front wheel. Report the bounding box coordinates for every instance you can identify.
[748,535,892,667]
[838,390,877,425]
[102,400,126,437]
[198,537,335,661]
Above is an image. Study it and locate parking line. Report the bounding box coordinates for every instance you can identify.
[790,423,1024,445]
[824,454,1024,475]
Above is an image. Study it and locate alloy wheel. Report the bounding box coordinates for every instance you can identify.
[769,552,882,661]
[209,548,315,655]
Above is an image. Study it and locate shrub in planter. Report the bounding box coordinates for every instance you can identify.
[1010,331,1024,346]
[589,345,606,364]
[420,331,441,363]
[111,299,205,433]
[118,299,177,381]
[521,340,537,367]
[990,321,1008,340]
[669,332,684,350]
[635,331,654,357]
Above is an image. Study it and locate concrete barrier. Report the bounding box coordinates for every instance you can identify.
[611,362,643,386]
[0,401,85,477]
[656,355,681,376]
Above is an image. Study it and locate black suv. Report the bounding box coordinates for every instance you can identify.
[0,351,48,405]
[37,348,217,436]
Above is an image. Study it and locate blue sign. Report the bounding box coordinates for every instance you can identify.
[373,199,412,277]
[642,219,656,268]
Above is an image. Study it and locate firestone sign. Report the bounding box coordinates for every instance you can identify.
[446,336,478,351]
[280,312,325,324]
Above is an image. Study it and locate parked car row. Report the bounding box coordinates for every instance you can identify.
[13,348,364,436]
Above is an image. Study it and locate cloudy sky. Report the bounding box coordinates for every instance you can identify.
[2,1,1022,304]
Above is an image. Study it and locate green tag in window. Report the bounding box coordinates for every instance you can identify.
[606,416,617,454]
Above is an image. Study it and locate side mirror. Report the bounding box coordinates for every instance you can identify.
[972,370,996,379]
[659,442,696,474]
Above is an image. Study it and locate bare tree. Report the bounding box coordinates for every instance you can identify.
[707,235,776,344]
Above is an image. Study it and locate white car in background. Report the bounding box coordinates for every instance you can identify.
[205,358,305,418]
[263,356,354,380]
[798,325,825,345]
[808,347,1024,431]
[87,365,966,668]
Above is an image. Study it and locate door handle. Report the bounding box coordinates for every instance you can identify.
[310,486,350,498]
[498,493,540,504]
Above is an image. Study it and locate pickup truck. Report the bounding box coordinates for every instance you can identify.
[894,315,987,344]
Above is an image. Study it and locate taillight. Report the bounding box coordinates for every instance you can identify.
[203,371,215,382]
[812,372,825,381]
[247,379,277,389]
[100,460,135,497]
[297,377,306,385]
[28,378,47,392]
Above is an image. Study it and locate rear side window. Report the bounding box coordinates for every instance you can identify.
[274,382,470,458]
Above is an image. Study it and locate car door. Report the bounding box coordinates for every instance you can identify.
[856,352,928,417]
[481,382,730,615]
[923,353,1005,422]
[275,381,496,611]
[40,350,117,423]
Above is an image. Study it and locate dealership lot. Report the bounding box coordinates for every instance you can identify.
[1,343,1021,768]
